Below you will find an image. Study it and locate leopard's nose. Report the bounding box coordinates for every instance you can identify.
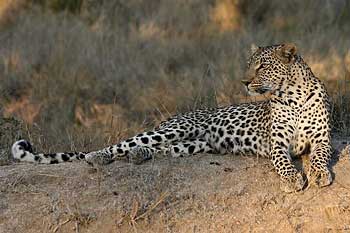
[241,79,252,86]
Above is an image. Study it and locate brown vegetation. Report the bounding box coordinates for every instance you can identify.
[1,0,349,149]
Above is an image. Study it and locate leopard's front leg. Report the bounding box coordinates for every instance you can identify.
[270,146,305,192]
[270,121,305,193]
[308,141,332,188]
[299,103,333,189]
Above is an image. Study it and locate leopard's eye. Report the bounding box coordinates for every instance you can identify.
[264,63,271,68]
[256,62,270,71]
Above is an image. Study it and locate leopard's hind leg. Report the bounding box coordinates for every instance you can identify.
[169,138,216,157]
[85,111,211,165]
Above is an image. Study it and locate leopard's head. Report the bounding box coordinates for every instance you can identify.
[242,43,297,95]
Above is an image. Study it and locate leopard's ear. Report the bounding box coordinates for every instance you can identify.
[250,44,259,54]
[276,43,297,63]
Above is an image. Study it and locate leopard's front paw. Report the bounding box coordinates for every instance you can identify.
[280,172,305,193]
[307,167,332,188]
[85,151,113,166]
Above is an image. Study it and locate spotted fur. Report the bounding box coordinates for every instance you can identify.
[11,43,332,192]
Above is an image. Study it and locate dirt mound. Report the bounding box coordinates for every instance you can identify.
[0,142,349,232]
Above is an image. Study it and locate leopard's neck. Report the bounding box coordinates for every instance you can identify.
[270,55,327,109]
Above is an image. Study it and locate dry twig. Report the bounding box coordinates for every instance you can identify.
[53,219,71,233]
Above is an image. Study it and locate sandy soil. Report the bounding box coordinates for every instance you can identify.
[0,141,349,233]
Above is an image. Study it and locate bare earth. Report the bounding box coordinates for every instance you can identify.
[0,141,349,233]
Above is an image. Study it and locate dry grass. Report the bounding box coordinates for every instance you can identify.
[210,0,241,32]
[0,0,27,27]
[1,0,349,152]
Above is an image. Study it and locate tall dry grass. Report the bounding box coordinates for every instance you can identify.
[0,0,349,152]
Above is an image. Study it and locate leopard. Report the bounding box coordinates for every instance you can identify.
[11,43,333,193]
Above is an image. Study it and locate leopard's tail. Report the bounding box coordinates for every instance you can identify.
[11,140,87,164]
